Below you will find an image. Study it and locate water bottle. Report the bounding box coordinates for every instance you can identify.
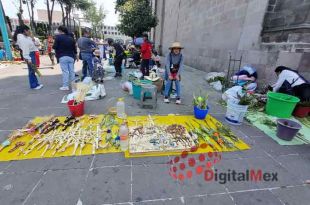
[116,98,125,118]
[119,123,129,151]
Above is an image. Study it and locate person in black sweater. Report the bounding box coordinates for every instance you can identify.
[53,26,77,91]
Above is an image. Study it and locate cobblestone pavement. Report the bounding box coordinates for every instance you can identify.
[0,56,309,205]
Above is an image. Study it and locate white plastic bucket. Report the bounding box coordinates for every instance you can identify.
[225,100,248,125]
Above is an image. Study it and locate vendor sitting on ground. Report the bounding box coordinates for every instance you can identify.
[272,66,310,102]
[164,42,184,104]
[232,65,258,92]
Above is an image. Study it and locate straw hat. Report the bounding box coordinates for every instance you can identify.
[169,42,184,50]
[144,71,160,82]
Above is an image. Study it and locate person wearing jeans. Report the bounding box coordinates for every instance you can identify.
[77,30,96,79]
[14,25,43,90]
[53,26,77,90]
[80,52,94,78]
[164,42,184,105]
[59,56,75,88]
[27,51,41,88]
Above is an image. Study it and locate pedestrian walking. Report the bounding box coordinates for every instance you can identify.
[13,25,43,90]
[77,30,97,79]
[32,35,41,68]
[140,33,152,77]
[47,35,55,65]
[53,26,77,91]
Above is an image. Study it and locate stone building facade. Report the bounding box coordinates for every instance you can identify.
[152,0,310,85]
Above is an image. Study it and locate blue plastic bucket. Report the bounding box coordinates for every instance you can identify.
[133,80,152,100]
[194,106,209,120]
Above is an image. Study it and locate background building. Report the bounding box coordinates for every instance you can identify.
[104,25,131,42]
[9,9,90,36]
[152,0,310,85]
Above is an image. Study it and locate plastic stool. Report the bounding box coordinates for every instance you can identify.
[140,84,157,109]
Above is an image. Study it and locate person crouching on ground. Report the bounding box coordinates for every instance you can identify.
[140,33,152,77]
[232,65,258,92]
[108,39,125,77]
[53,26,77,91]
[164,42,184,104]
[272,66,310,102]
[13,25,43,90]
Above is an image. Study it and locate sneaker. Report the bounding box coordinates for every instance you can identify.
[176,98,181,104]
[34,84,44,90]
[164,97,170,103]
[59,86,70,91]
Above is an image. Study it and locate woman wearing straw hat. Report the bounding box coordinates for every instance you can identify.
[164,42,184,104]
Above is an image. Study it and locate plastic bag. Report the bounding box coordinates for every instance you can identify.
[205,72,225,82]
[61,84,106,103]
[222,86,244,103]
[210,81,223,91]
[121,81,133,95]
[82,77,93,84]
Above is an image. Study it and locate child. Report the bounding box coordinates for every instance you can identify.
[92,49,105,83]
[152,51,161,68]
[0,47,6,61]
[164,42,184,104]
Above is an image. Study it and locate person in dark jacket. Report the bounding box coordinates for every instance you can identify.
[108,39,124,77]
[140,33,152,77]
[53,26,77,91]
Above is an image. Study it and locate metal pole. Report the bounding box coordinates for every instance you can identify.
[226,53,232,88]
[0,0,13,60]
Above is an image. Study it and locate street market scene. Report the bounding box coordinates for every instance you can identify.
[0,0,309,205]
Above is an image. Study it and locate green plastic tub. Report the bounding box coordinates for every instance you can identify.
[266,92,300,118]
[132,80,152,100]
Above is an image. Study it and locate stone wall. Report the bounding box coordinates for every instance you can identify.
[153,0,310,86]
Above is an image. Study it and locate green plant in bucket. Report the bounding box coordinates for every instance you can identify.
[193,91,208,109]
[237,92,253,105]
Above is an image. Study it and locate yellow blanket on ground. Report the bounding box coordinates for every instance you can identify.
[0,115,250,162]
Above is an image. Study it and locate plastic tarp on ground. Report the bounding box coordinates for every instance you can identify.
[245,112,310,145]
[0,115,250,162]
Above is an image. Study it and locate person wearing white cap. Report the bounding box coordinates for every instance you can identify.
[164,42,184,104]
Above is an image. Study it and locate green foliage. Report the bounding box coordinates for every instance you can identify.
[237,93,253,106]
[84,3,105,37]
[36,23,48,36]
[75,0,92,10]
[116,0,158,38]
[298,100,310,107]
[193,92,209,110]
[207,76,226,84]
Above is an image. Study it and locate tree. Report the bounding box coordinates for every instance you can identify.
[116,0,157,38]
[17,0,25,26]
[84,4,105,37]
[57,0,91,28]
[45,0,56,34]
[25,0,37,33]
